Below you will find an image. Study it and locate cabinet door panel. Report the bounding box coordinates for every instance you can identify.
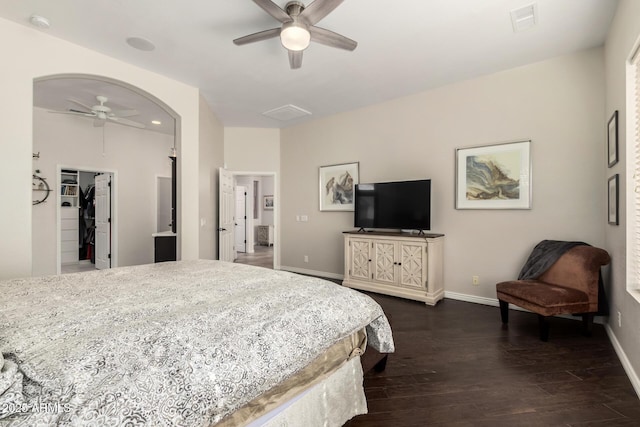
[373,241,396,284]
[399,242,426,288]
[349,239,371,280]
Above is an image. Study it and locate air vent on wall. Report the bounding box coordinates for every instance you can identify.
[510,3,538,32]
[262,104,311,121]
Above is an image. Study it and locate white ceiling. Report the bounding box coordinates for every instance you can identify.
[0,0,618,130]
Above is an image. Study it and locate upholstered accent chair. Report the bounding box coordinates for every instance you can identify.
[496,244,610,341]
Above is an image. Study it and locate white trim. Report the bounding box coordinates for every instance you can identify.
[280,266,344,281]
[629,33,640,64]
[444,291,606,325]
[626,41,640,302]
[444,291,499,307]
[605,325,640,398]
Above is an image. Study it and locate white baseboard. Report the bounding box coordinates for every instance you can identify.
[444,291,500,307]
[444,291,607,325]
[280,266,344,281]
[605,325,640,399]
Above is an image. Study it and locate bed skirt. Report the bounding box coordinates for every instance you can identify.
[219,329,368,426]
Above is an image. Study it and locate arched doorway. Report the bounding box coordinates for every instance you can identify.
[31,74,181,275]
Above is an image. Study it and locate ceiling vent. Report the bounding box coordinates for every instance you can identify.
[262,104,311,121]
[510,3,538,32]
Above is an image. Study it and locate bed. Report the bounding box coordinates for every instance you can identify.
[0,260,394,426]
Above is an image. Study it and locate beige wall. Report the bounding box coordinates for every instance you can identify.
[0,17,202,280]
[281,48,606,299]
[32,107,173,275]
[224,127,280,172]
[604,0,640,392]
[199,94,224,260]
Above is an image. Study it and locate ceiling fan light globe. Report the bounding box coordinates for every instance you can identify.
[280,21,310,51]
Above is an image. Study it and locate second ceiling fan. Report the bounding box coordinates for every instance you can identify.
[233,0,357,69]
[50,95,145,129]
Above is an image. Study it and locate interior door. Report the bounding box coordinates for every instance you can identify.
[94,173,111,269]
[218,168,235,262]
[235,186,246,253]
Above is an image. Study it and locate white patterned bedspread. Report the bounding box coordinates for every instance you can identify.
[0,260,393,426]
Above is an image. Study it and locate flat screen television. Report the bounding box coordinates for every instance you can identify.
[354,179,431,231]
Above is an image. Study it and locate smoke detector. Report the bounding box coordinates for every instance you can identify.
[29,15,50,29]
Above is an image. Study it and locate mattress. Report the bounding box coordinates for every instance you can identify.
[0,260,394,426]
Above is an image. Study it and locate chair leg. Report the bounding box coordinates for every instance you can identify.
[499,300,509,324]
[582,313,594,337]
[538,315,549,342]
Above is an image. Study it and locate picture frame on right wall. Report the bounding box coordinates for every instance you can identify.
[608,174,619,225]
[608,110,618,167]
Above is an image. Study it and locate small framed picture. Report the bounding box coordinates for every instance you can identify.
[608,174,619,225]
[319,162,359,211]
[263,195,274,210]
[608,111,618,168]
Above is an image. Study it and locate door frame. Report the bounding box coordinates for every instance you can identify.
[230,171,279,270]
[234,185,247,254]
[56,165,118,274]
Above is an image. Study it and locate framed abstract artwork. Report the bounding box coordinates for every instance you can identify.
[319,162,359,211]
[608,174,619,225]
[608,110,619,167]
[455,140,531,209]
[263,195,274,210]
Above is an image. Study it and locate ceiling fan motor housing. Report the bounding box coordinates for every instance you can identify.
[285,1,305,17]
[281,1,310,51]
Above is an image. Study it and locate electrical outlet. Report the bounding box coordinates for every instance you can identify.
[304,255,309,263]
[618,311,622,328]
[472,276,479,286]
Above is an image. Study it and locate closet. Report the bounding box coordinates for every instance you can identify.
[60,169,112,271]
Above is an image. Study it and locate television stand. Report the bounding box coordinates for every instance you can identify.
[342,231,445,306]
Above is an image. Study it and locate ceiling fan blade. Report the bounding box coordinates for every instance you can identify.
[252,0,291,23]
[67,98,94,112]
[309,26,357,51]
[300,0,344,25]
[288,50,303,69]
[108,116,146,129]
[111,109,139,118]
[49,110,94,117]
[234,28,281,45]
[93,118,105,127]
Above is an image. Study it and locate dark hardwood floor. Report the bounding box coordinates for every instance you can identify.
[346,293,640,427]
[232,254,639,426]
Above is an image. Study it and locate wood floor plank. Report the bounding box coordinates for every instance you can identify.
[231,257,639,427]
[345,293,640,427]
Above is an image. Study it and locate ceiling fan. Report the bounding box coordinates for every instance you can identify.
[233,0,357,69]
[50,95,145,129]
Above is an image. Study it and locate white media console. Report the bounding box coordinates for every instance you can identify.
[342,231,444,306]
